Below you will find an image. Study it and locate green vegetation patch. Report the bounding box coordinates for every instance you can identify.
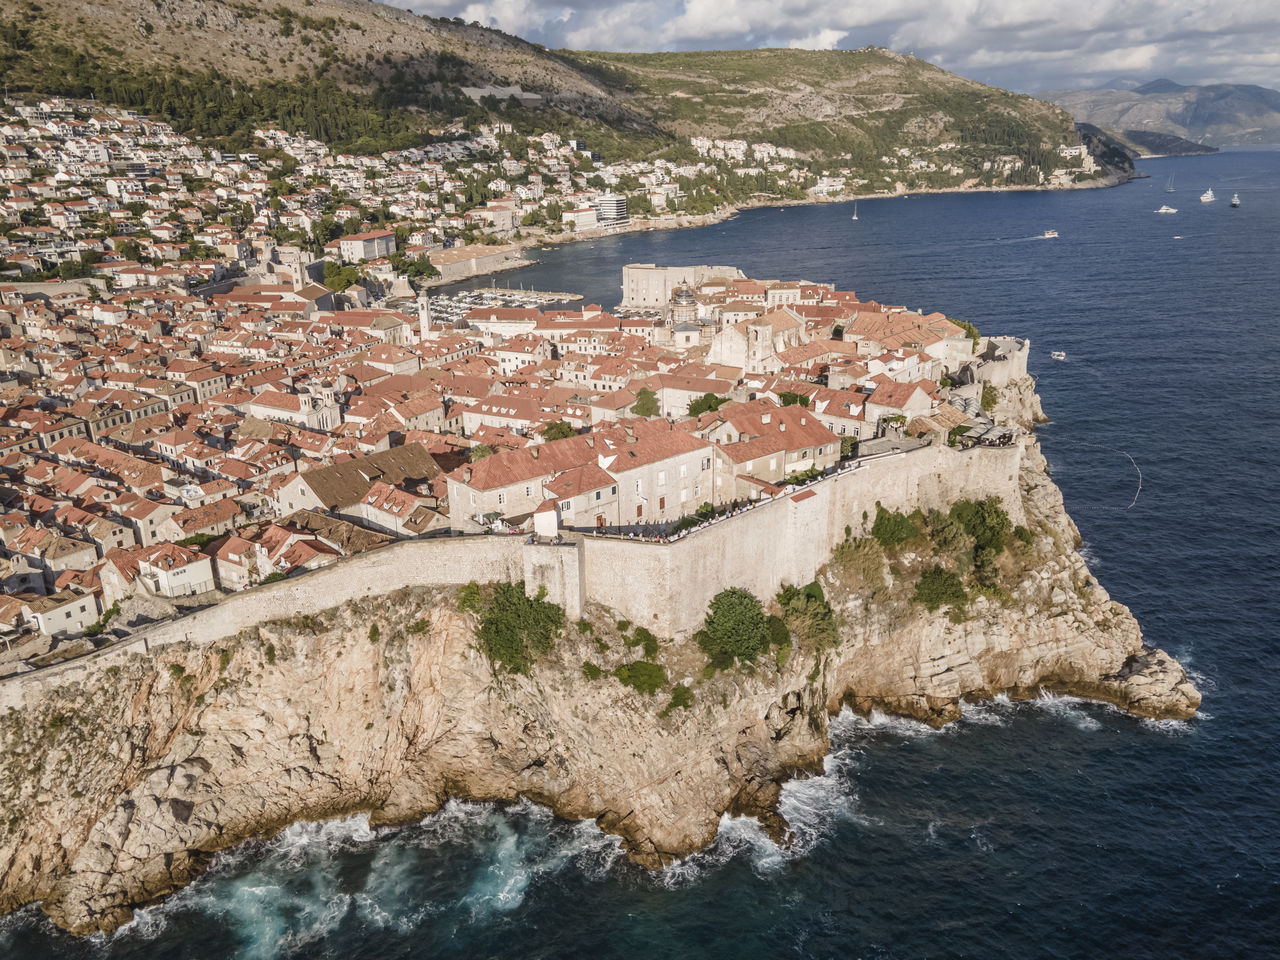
[871,504,919,548]
[697,587,771,669]
[660,683,694,718]
[475,581,565,675]
[687,393,730,417]
[981,383,999,412]
[776,581,838,649]
[627,626,660,659]
[614,660,666,695]
[913,566,968,612]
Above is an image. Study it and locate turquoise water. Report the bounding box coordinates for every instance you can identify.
[5,150,1279,957]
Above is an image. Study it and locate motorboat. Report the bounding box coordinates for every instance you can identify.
[1200,188,1215,203]
[1051,351,1067,361]
[1231,193,1240,207]
[1155,205,1177,214]
[1042,229,1059,238]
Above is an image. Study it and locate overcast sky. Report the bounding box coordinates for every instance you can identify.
[409,0,1280,92]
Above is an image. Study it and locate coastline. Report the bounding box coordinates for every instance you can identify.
[427,172,1133,290]
[0,374,1200,936]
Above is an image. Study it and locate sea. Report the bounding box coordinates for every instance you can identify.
[4,150,1279,958]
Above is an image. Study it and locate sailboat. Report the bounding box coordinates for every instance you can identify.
[1231,193,1240,207]
[850,201,859,221]
[1165,175,1175,193]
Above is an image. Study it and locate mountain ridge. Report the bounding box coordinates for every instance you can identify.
[1046,79,1280,147]
[3,0,1093,169]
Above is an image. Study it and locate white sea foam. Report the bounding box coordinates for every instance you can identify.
[958,696,1011,726]
[1030,690,1104,731]
[1185,667,1217,692]
[831,706,945,741]
[969,825,994,854]
[1140,715,1202,737]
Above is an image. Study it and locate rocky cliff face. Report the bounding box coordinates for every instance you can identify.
[0,433,1198,936]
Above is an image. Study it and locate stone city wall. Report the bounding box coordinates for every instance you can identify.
[0,537,581,710]
[1,444,1022,707]
[582,442,1024,635]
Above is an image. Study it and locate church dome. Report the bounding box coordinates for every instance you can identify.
[671,283,696,306]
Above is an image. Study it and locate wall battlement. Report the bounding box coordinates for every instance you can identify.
[0,443,1023,710]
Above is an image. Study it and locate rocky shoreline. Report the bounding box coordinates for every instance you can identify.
[0,379,1197,936]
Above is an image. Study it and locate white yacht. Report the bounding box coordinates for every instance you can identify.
[1200,188,1215,203]
[1155,205,1177,214]
[1051,351,1067,361]
[1231,193,1240,207]
[1042,229,1058,238]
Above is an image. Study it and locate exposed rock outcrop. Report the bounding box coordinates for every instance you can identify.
[0,441,1198,936]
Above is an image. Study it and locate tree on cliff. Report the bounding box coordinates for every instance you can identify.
[698,588,769,667]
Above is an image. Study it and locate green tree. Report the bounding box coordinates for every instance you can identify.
[540,420,576,441]
[687,393,729,417]
[698,588,769,667]
[322,260,361,292]
[630,387,659,418]
[871,504,918,547]
[469,443,495,462]
[949,497,1012,554]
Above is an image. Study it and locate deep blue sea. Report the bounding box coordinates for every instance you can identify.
[5,151,1280,958]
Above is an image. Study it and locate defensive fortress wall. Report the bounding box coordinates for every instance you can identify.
[0,443,1022,709]
[584,442,1024,635]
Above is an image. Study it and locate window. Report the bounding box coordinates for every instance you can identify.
[658,496,665,510]
[635,480,642,494]
[497,492,505,506]
[680,464,687,478]
[701,457,711,471]
[611,485,617,495]
[636,504,643,518]
[770,458,777,471]
[525,486,532,497]
[658,470,666,485]
[594,490,601,501]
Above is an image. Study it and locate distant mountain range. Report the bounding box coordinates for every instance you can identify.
[1,0,1086,167]
[1045,80,1280,150]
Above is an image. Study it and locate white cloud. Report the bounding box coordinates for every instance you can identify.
[408,0,1280,90]
[788,28,848,50]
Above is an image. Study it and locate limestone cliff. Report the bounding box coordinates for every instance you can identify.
[0,430,1198,936]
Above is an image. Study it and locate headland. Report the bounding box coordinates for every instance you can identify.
[0,336,1198,935]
